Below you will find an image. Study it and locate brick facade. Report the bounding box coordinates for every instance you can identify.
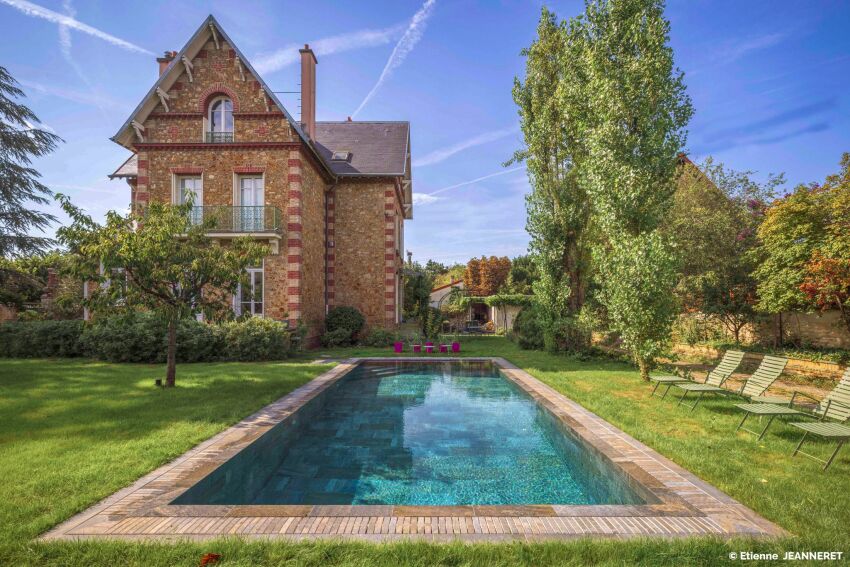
[116,23,408,343]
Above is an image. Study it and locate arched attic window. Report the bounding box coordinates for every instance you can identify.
[206,97,233,142]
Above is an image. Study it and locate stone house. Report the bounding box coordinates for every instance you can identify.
[108,16,413,344]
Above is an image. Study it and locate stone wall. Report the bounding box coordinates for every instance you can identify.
[333,180,402,330]
[298,152,327,342]
[753,311,850,349]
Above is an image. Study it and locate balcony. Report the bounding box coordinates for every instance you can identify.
[188,206,283,254]
[205,132,234,143]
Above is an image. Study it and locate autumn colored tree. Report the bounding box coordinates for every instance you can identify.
[755,154,850,338]
[463,256,510,296]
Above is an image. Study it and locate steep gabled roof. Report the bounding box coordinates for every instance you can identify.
[110,15,332,177]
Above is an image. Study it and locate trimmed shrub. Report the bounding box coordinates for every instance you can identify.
[362,328,396,347]
[0,320,85,358]
[221,317,291,361]
[321,327,353,348]
[325,306,365,336]
[511,306,544,350]
[81,312,168,362]
[323,306,364,346]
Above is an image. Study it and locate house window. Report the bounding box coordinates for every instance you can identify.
[237,265,264,317]
[177,176,203,225]
[207,97,233,142]
[238,176,264,231]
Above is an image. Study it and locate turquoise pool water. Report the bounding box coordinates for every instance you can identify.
[174,361,644,506]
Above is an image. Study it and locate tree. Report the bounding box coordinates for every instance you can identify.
[0,66,62,257]
[757,153,850,336]
[668,158,781,342]
[503,254,539,294]
[511,8,592,351]
[463,256,510,296]
[573,0,693,379]
[402,261,433,320]
[56,196,266,387]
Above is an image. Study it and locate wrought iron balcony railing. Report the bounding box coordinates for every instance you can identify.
[188,206,282,233]
[204,131,234,143]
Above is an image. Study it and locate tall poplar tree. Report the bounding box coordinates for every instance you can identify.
[0,66,61,258]
[511,8,592,351]
[576,0,693,379]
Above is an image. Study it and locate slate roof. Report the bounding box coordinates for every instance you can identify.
[108,154,138,178]
[314,122,409,176]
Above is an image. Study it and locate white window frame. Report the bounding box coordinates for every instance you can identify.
[207,96,234,134]
[235,261,264,317]
[172,174,203,206]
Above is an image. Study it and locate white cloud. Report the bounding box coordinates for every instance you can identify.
[352,0,437,118]
[254,25,405,75]
[413,126,518,167]
[428,166,526,196]
[717,32,787,66]
[0,0,154,55]
[412,192,441,206]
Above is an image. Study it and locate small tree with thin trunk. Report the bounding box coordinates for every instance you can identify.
[56,196,265,387]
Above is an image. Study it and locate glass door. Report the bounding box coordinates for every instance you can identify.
[239,177,264,231]
[239,267,263,316]
[179,177,202,225]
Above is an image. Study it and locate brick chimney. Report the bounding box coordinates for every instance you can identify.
[299,44,317,139]
[156,51,178,76]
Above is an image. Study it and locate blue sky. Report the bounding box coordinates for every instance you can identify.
[2,0,849,265]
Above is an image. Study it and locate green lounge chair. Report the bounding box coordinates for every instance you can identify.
[734,355,789,402]
[730,355,790,438]
[650,350,744,399]
[789,368,850,470]
[674,351,749,411]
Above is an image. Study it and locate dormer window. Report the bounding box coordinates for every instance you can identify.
[206,97,233,142]
[331,150,351,161]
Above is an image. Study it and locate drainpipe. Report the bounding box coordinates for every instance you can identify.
[324,183,337,315]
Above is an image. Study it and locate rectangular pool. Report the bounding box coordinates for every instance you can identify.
[174,360,645,506]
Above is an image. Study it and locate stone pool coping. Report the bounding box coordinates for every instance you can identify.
[41,357,786,542]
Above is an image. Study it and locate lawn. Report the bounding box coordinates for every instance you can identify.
[1,338,848,566]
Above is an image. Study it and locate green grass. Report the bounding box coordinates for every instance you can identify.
[1,338,849,566]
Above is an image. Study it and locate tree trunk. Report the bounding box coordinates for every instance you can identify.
[637,356,650,382]
[165,318,177,387]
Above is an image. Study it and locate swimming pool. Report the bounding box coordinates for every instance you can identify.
[174,360,644,506]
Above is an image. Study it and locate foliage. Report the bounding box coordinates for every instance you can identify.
[220,316,291,361]
[566,0,692,377]
[502,254,539,294]
[0,66,62,257]
[324,306,365,345]
[463,256,511,297]
[595,232,681,379]
[402,261,433,319]
[420,306,444,340]
[511,8,592,352]
[361,328,397,347]
[0,251,84,317]
[511,304,545,350]
[668,158,781,342]
[321,327,355,348]
[755,153,850,335]
[55,196,266,385]
[0,320,85,358]
[432,263,465,288]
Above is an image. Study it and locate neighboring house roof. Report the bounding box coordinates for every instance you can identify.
[108,154,138,179]
[314,122,410,177]
[431,279,464,293]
